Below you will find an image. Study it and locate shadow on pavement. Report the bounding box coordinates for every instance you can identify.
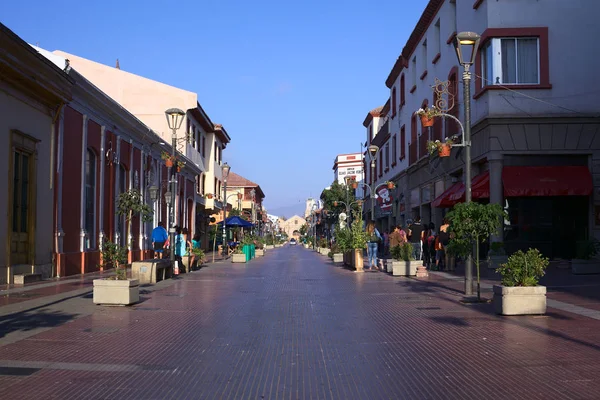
[0,308,78,338]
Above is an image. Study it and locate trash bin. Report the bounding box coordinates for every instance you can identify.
[242,244,251,261]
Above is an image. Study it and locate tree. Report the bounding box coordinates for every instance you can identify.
[117,190,153,252]
[446,202,507,300]
[320,180,357,225]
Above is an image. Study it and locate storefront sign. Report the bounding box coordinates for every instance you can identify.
[377,185,393,215]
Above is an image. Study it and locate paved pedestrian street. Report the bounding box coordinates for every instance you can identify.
[2,247,600,399]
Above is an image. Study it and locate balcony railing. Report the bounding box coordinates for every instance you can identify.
[409,142,417,165]
[185,143,205,171]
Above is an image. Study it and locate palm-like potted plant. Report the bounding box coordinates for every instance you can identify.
[93,239,139,305]
[390,242,419,276]
[494,248,549,315]
[446,202,507,301]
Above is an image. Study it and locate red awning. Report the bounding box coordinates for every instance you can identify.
[448,171,490,203]
[502,166,593,197]
[431,182,463,208]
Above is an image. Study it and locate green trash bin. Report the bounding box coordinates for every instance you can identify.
[250,245,255,260]
[242,244,251,262]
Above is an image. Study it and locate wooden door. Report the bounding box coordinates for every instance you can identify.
[10,149,33,265]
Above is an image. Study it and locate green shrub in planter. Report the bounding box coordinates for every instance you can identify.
[575,240,600,260]
[334,226,352,253]
[391,242,413,261]
[496,248,549,287]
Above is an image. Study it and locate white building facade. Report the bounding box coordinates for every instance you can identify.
[333,152,364,199]
[364,0,600,260]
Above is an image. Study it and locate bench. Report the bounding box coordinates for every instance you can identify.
[131,260,172,284]
[14,273,43,285]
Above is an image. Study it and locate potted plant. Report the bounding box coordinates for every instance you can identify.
[494,248,549,315]
[389,242,420,276]
[487,241,508,270]
[116,189,154,263]
[330,243,343,263]
[350,211,368,272]
[318,238,329,255]
[415,106,440,127]
[161,151,175,167]
[176,160,185,172]
[571,240,600,274]
[93,239,139,306]
[190,247,205,270]
[425,136,457,157]
[446,202,507,301]
[255,238,266,257]
[265,235,275,249]
[231,246,246,263]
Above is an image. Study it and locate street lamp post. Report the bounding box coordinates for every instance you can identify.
[221,162,230,256]
[164,108,185,266]
[454,31,480,297]
[367,145,379,222]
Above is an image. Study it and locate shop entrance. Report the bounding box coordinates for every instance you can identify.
[504,196,588,259]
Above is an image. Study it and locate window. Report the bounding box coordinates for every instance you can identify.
[202,136,206,158]
[385,143,390,169]
[446,68,460,138]
[368,125,373,142]
[449,0,457,36]
[481,38,539,85]
[391,88,397,117]
[201,174,206,194]
[433,19,441,62]
[421,39,427,69]
[192,126,196,147]
[400,74,405,106]
[85,149,97,249]
[379,156,383,177]
[12,151,30,235]
[392,135,397,162]
[412,57,417,86]
[214,141,217,161]
[400,125,406,160]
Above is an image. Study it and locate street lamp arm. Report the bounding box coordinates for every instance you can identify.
[433,112,468,147]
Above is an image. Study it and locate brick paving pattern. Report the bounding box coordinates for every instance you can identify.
[1,247,600,399]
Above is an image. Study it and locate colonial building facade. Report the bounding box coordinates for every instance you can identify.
[333,152,364,199]
[52,50,232,252]
[0,24,74,284]
[364,0,600,259]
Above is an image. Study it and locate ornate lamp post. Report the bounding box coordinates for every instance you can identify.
[367,145,379,222]
[164,108,185,265]
[453,31,480,296]
[221,162,230,256]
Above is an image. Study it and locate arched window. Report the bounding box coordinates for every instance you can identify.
[391,87,397,117]
[85,149,97,249]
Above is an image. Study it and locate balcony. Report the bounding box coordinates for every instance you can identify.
[185,143,205,172]
[409,142,417,165]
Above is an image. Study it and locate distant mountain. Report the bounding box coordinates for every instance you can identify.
[267,203,306,219]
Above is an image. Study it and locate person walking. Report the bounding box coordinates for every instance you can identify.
[424,222,437,269]
[408,216,424,264]
[151,221,169,259]
[365,221,383,271]
[436,219,450,271]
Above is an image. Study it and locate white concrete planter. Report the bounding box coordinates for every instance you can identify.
[255,249,265,257]
[571,259,600,274]
[274,244,282,248]
[319,247,329,255]
[392,260,419,276]
[232,253,246,263]
[488,254,508,270]
[304,244,310,249]
[93,279,139,306]
[493,285,547,316]
[333,253,343,263]
[265,245,274,250]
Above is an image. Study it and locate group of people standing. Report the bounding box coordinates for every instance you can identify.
[151,221,201,269]
[364,216,451,271]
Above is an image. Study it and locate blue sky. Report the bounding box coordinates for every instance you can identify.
[1,0,429,217]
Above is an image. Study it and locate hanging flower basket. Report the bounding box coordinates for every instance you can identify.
[420,115,434,127]
[165,159,174,168]
[438,144,452,157]
[415,106,439,128]
[387,181,395,189]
